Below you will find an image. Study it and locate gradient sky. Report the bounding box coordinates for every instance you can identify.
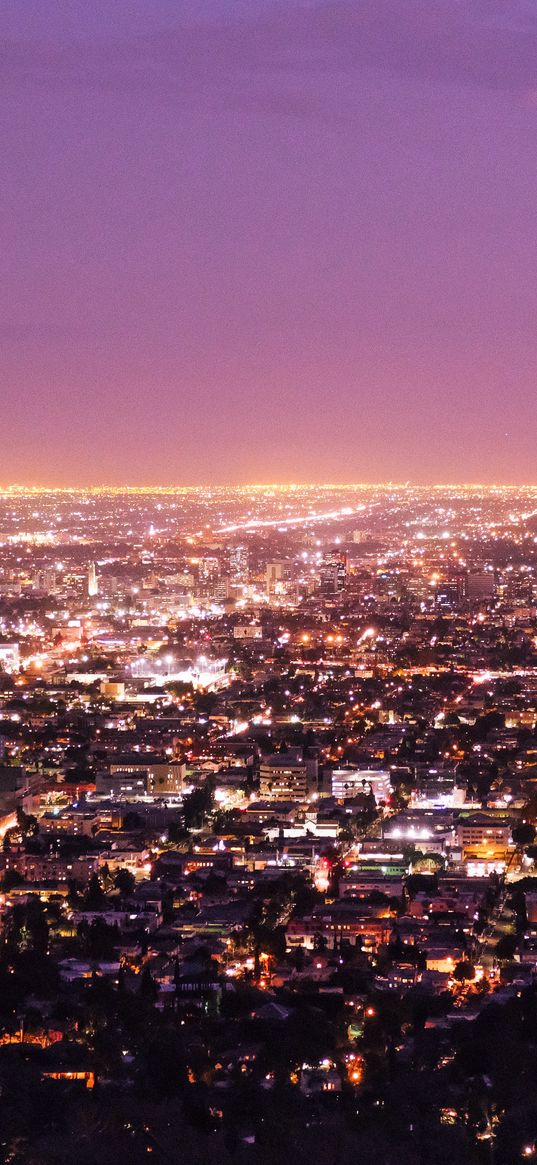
[3,0,537,485]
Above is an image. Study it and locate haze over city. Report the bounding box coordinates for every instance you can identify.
[4,0,537,485]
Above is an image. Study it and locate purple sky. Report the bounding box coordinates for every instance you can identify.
[2,0,537,485]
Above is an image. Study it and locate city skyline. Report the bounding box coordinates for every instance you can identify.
[4,0,537,485]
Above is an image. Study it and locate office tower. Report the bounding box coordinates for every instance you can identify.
[88,561,99,597]
[35,568,57,594]
[467,571,495,602]
[266,561,284,594]
[229,545,248,582]
[319,550,347,595]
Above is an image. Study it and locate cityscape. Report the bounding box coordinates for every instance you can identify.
[0,485,535,1160]
[5,0,537,1161]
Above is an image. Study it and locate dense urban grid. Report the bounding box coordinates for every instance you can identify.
[3,484,537,1162]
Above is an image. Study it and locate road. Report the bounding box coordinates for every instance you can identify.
[477,893,516,972]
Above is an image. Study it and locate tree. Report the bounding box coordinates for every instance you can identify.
[412,853,445,874]
[182,780,215,829]
[84,873,106,910]
[472,711,505,740]
[6,897,49,955]
[165,680,194,701]
[139,965,158,1005]
[15,809,39,838]
[114,868,135,896]
[1,869,25,890]
[496,934,517,962]
[513,823,536,848]
[78,917,119,960]
[453,960,476,983]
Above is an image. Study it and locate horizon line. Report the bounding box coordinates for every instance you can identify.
[1,480,537,493]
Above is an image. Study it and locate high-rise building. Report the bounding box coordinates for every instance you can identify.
[35,568,57,594]
[229,545,248,582]
[319,551,347,595]
[199,557,220,583]
[259,750,308,801]
[266,561,285,594]
[454,571,469,602]
[87,562,99,597]
[467,571,495,602]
